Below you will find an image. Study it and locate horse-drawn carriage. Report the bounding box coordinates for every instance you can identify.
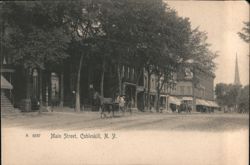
[100,98,118,118]
[94,92,132,118]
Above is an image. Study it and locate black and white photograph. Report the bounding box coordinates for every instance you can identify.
[1,1,249,165]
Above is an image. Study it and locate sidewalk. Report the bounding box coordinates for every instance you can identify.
[1,108,21,117]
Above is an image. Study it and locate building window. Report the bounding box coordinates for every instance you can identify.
[151,78,154,89]
[160,79,163,87]
[164,84,167,93]
[180,86,184,95]
[131,68,135,80]
[201,88,205,97]
[187,86,191,95]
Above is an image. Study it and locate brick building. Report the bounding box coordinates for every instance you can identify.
[166,64,219,112]
[143,63,219,112]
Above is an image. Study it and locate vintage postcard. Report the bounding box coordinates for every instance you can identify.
[1,1,249,165]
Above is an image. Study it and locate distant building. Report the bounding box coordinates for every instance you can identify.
[234,54,241,85]
[172,64,218,112]
[143,69,178,111]
[144,63,219,112]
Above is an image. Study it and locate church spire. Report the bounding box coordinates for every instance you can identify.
[234,54,241,85]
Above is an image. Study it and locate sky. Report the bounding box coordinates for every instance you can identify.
[167,1,249,86]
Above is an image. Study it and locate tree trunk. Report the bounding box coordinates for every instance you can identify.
[146,69,151,111]
[117,64,122,95]
[155,88,160,112]
[75,55,84,112]
[88,64,93,106]
[155,76,161,112]
[100,61,105,97]
[135,90,138,109]
[25,68,31,112]
[135,69,143,110]
[39,69,43,113]
[48,72,52,107]
[60,72,64,107]
[46,85,49,107]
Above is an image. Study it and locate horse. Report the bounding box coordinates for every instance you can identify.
[93,92,119,118]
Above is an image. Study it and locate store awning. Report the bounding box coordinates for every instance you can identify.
[1,75,13,89]
[196,99,209,106]
[207,101,220,108]
[182,97,193,101]
[168,96,181,105]
[196,99,220,107]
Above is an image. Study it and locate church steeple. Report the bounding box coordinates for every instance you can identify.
[234,54,241,85]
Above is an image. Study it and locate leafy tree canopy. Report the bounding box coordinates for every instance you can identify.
[1,1,73,69]
[215,83,241,107]
[238,21,250,43]
[1,0,217,79]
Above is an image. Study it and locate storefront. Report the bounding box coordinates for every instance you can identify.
[123,82,136,107]
[167,96,181,112]
[182,96,193,108]
[196,99,220,112]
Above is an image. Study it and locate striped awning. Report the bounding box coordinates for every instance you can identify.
[207,100,220,108]
[1,75,13,89]
[196,99,209,106]
[196,99,220,107]
[168,96,181,105]
[182,97,193,101]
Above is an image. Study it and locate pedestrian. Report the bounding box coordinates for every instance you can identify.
[115,95,120,104]
[94,91,102,111]
[119,95,125,114]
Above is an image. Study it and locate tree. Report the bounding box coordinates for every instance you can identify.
[64,0,102,112]
[96,0,217,111]
[97,0,167,100]
[186,27,218,73]
[2,0,219,113]
[238,21,250,43]
[227,84,241,110]
[238,85,249,113]
[215,83,242,111]
[215,83,229,106]
[150,7,193,112]
[1,1,71,111]
[97,0,140,96]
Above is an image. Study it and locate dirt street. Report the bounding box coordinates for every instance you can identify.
[1,111,249,131]
[2,111,249,165]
